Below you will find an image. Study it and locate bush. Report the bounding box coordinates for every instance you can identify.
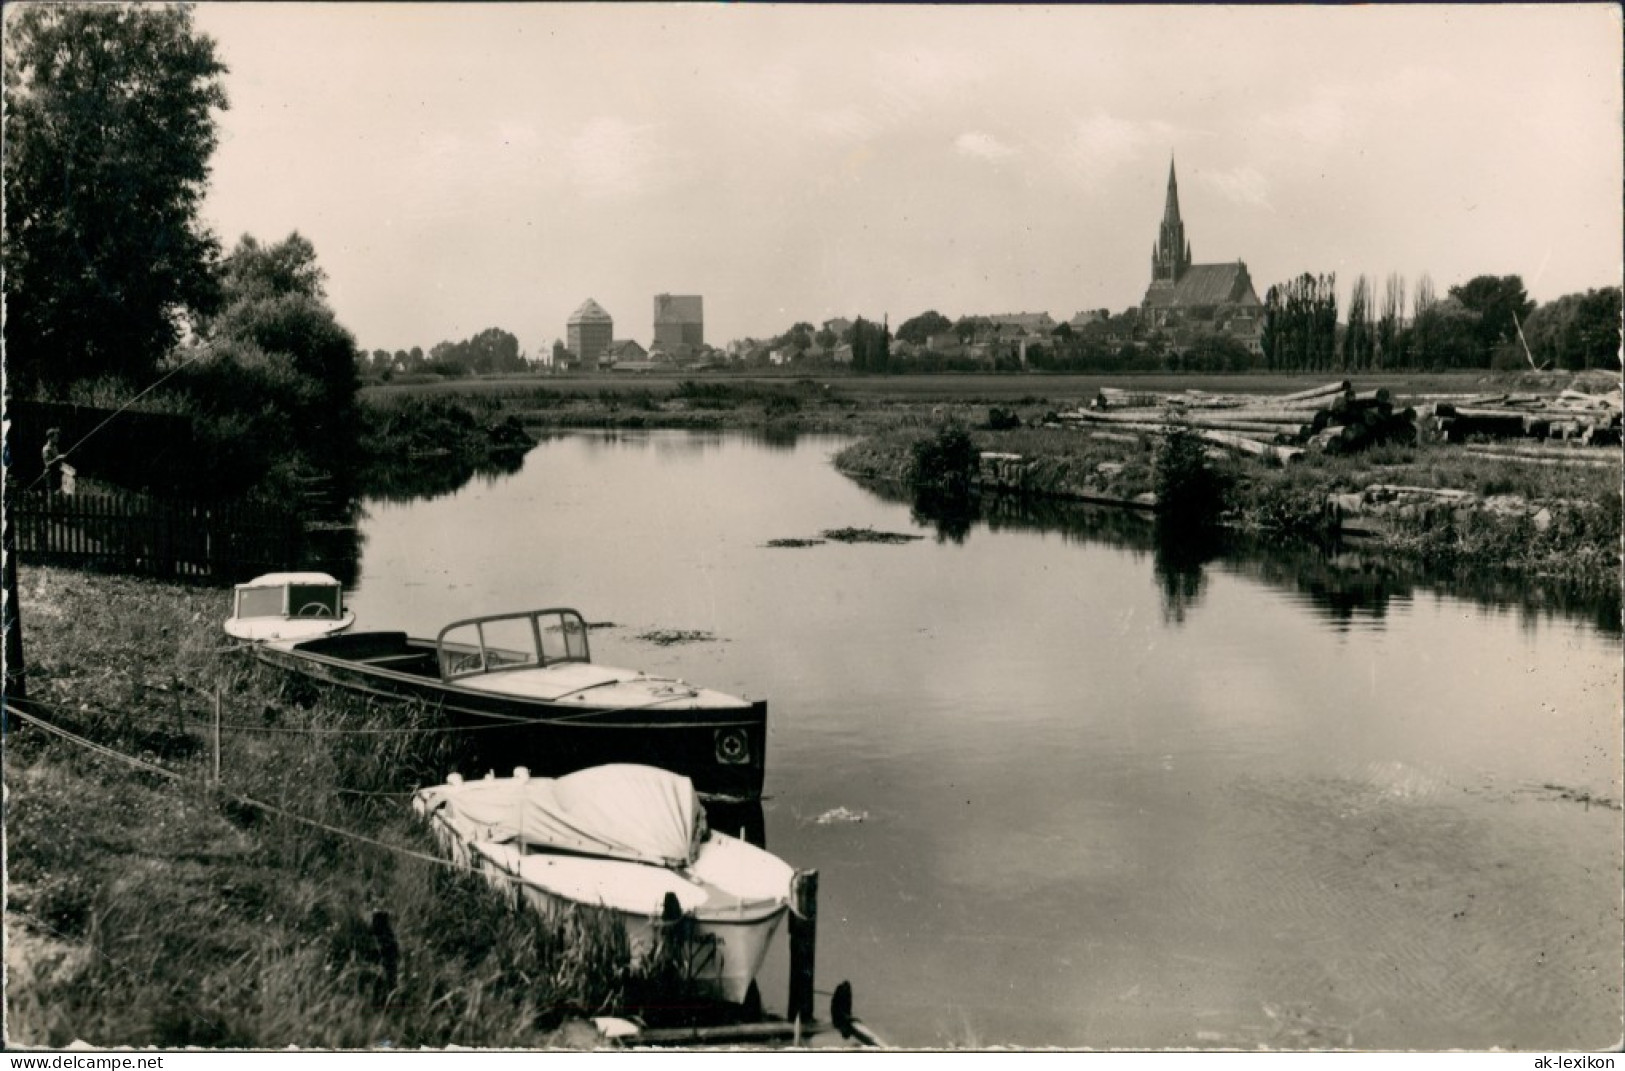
[908,423,979,494]
[1153,426,1230,524]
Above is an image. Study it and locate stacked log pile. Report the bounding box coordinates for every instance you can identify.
[1422,388,1622,449]
[1053,380,1416,464]
[1323,484,1574,537]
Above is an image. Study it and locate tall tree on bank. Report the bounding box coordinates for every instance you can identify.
[1343,275,1374,371]
[3,4,228,395]
[1448,275,1535,367]
[1262,273,1338,372]
[1377,273,1407,369]
[851,316,892,373]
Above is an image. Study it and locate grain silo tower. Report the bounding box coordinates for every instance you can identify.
[567,298,614,369]
[653,294,704,348]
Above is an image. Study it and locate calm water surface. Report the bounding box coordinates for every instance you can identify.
[350,431,1622,1050]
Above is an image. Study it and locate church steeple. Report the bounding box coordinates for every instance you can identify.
[1151,155,1192,284]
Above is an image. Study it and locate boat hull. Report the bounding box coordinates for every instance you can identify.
[414,773,793,1006]
[469,841,788,1005]
[255,631,767,802]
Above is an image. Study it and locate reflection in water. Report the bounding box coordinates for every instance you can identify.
[351,432,1621,1049]
[1151,519,1224,625]
[909,487,976,545]
[362,448,528,504]
[704,801,767,849]
[854,474,1620,636]
[751,425,803,451]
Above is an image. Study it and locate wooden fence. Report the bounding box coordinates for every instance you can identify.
[11,490,303,582]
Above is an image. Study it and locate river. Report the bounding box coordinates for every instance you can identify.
[346,430,1622,1050]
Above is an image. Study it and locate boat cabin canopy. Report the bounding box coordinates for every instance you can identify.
[233,572,346,621]
[437,608,592,681]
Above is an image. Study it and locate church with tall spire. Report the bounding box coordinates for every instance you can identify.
[1140,156,1263,353]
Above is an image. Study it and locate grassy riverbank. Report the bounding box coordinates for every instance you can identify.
[360,370,1621,587]
[3,568,706,1048]
[833,426,1621,587]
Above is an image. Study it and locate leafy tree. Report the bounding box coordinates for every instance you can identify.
[4,4,228,394]
[1522,287,1623,371]
[217,232,325,306]
[1447,275,1534,367]
[896,310,952,345]
[1183,333,1253,373]
[774,322,814,356]
[210,233,359,415]
[814,327,838,351]
[953,316,994,343]
[1408,297,1481,369]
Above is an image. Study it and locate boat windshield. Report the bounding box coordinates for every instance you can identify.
[437,609,591,680]
[235,582,343,620]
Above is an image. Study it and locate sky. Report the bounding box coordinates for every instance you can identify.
[189,3,1623,357]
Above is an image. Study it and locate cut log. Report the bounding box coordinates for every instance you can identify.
[1267,380,1351,404]
[1195,429,1304,465]
[1469,451,1618,471]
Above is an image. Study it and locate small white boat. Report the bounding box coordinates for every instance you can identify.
[412,764,796,1004]
[224,572,355,642]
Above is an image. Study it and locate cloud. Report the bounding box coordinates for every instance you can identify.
[1253,88,1353,151]
[1058,113,1178,180]
[955,131,1017,161]
[1200,166,1272,208]
[565,116,660,199]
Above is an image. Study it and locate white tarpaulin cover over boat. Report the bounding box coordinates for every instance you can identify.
[413,764,706,868]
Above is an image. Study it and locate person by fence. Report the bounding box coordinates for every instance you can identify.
[41,428,65,492]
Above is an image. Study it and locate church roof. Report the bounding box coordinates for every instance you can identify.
[987,311,1057,333]
[1143,263,1260,310]
[568,298,613,325]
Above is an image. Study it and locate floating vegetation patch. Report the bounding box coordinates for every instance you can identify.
[586,621,619,630]
[1539,782,1622,811]
[820,527,923,544]
[636,629,722,646]
[764,538,825,549]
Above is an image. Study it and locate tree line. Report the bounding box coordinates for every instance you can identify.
[361,327,527,379]
[1262,271,1619,373]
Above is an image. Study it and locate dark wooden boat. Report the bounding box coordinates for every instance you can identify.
[253,607,767,802]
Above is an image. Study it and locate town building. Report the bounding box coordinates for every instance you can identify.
[653,294,704,348]
[986,311,1058,336]
[567,299,614,369]
[1139,158,1264,352]
[603,339,647,366]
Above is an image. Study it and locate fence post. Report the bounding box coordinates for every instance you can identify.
[212,687,222,785]
[788,868,819,1027]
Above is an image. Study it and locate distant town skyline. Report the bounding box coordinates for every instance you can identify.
[191,3,1622,357]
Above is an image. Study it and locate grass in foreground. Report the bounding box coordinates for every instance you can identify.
[4,568,706,1049]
